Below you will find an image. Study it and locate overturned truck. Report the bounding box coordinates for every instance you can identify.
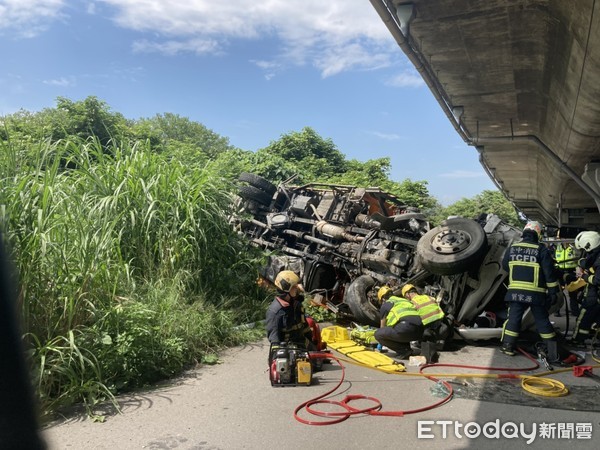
[230,173,552,341]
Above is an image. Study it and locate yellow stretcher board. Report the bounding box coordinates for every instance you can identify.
[321,326,405,373]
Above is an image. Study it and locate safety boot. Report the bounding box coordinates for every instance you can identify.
[501,342,515,356]
[393,345,413,360]
[420,341,438,363]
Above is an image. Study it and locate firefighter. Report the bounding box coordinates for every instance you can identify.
[500,221,561,357]
[265,270,314,349]
[571,231,600,345]
[555,241,577,271]
[554,241,582,316]
[401,284,449,345]
[374,286,423,360]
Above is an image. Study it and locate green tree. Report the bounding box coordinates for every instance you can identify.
[209,148,255,180]
[328,158,437,209]
[390,179,437,210]
[52,96,129,148]
[255,127,347,182]
[244,133,437,209]
[133,113,234,161]
[246,151,301,184]
[0,109,48,142]
[434,190,521,226]
[1,98,130,170]
[328,158,392,187]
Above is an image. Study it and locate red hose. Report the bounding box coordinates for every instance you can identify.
[294,352,453,424]
[293,346,540,425]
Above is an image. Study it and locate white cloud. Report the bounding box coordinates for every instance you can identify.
[107,65,145,82]
[250,60,281,80]
[132,38,222,56]
[368,131,402,141]
[0,0,65,37]
[314,42,391,78]
[0,0,417,81]
[439,170,486,179]
[386,71,425,88]
[43,76,74,87]
[99,0,389,40]
[99,0,402,77]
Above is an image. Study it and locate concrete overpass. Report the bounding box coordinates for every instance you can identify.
[370,0,600,231]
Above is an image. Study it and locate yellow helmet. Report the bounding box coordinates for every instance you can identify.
[377,286,392,302]
[274,270,301,292]
[401,284,416,297]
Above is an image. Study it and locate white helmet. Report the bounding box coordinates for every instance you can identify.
[574,231,600,252]
[523,221,542,239]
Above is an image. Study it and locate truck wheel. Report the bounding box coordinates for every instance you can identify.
[238,173,277,196]
[416,218,487,275]
[238,185,273,206]
[345,275,380,327]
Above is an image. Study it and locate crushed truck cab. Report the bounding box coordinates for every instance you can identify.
[230,173,561,342]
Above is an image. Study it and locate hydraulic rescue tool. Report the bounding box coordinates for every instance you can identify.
[535,342,557,371]
[573,366,600,384]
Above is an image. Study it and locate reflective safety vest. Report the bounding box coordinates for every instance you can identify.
[410,294,445,326]
[385,296,421,327]
[555,243,577,269]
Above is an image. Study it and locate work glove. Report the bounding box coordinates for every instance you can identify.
[563,272,577,284]
[545,293,559,310]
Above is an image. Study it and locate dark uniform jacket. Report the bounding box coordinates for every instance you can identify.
[265,295,312,346]
[502,233,559,306]
[580,248,600,307]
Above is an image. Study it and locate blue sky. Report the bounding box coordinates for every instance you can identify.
[0,0,496,205]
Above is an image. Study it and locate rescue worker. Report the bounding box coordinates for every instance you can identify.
[401,284,447,344]
[571,231,600,345]
[374,286,423,359]
[554,241,581,316]
[265,270,314,349]
[500,221,560,357]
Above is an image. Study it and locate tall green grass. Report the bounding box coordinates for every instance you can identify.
[0,136,268,420]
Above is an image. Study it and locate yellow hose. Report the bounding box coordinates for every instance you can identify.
[332,355,600,397]
[323,327,597,398]
[520,376,568,397]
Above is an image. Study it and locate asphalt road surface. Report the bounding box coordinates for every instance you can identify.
[43,330,600,450]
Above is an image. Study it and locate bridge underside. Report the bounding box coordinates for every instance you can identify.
[371,0,600,229]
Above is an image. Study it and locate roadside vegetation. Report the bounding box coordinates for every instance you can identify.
[0,96,520,420]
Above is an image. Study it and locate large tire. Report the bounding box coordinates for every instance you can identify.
[238,173,277,196]
[238,185,273,206]
[416,218,487,275]
[344,275,380,327]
